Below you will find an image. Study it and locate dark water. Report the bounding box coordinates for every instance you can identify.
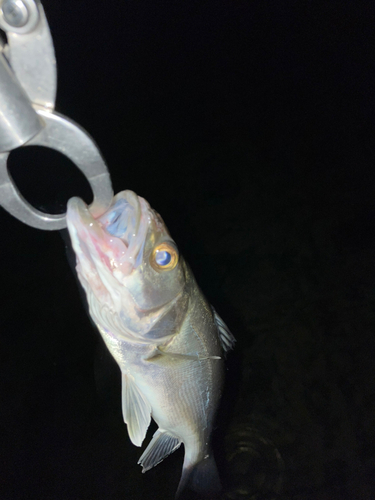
[1,1,374,499]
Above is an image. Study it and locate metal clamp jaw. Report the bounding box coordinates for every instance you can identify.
[0,0,113,229]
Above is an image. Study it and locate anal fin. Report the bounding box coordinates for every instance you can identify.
[138,428,181,472]
[122,372,151,447]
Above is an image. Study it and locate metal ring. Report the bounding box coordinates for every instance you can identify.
[0,0,40,34]
[0,108,113,230]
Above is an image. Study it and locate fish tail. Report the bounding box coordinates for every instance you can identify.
[176,452,221,498]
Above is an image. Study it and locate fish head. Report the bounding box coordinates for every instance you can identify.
[67,190,187,344]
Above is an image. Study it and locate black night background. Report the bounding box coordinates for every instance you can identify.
[1,1,374,499]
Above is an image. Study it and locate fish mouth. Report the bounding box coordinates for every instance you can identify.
[67,190,150,278]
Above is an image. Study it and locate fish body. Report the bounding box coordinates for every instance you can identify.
[66,190,235,495]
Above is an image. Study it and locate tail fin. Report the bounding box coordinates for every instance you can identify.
[176,453,221,498]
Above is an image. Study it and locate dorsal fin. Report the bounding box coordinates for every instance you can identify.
[121,373,151,447]
[138,428,181,472]
[212,307,236,352]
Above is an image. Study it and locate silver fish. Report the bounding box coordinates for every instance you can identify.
[66,190,235,496]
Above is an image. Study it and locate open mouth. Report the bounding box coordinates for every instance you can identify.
[67,191,150,276]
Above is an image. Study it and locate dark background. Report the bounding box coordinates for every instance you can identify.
[1,1,375,499]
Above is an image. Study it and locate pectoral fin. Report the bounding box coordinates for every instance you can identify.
[138,428,181,472]
[121,373,151,447]
[213,307,236,352]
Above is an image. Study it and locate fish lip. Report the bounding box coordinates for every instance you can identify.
[67,196,90,221]
[67,196,107,246]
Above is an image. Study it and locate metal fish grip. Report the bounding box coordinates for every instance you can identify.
[0,0,113,230]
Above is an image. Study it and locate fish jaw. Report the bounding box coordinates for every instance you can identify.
[67,191,150,278]
[67,191,152,304]
[67,194,143,336]
[67,196,129,313]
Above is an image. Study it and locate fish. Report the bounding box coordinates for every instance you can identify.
[66,190,235,497]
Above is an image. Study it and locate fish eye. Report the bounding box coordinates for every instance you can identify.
[150,242,178,271]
